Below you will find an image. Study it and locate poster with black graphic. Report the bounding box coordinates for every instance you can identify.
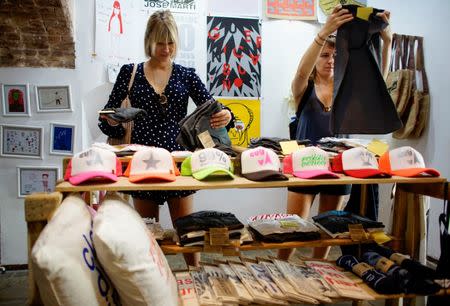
[207,16,261,97]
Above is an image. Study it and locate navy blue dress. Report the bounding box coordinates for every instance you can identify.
[289,83,351,196]
[99,62,212,203]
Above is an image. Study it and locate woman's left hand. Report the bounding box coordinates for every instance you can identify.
[377,10,392,43]
[210,109,232,129]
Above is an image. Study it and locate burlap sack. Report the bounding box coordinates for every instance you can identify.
[386,69,414,117]
[107,63,137,145]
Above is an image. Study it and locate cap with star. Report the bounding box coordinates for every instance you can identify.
[64,147,123,185]
[124,147,179,182]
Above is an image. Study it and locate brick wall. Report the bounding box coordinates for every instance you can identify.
[0,0,75,68]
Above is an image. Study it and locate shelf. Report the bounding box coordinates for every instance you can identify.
[55,175,446,192]
[359,283,450,300]
[160,236,382,254]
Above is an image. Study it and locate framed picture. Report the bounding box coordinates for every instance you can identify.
[0,125,43,159]
[35,85,72,112]
[50,123,75,155]
[1,84,31,116]
[17,166,59,198]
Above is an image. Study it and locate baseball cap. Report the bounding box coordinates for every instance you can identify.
[331,147,388,178]
[181,148,234,180]
[124,147,179,182]
[239,147,288,181]
[379,146,440,177]
[284,147,339,179]
[64,147,122,185]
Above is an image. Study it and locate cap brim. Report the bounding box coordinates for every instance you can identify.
[128,173,176,183]
[344,169,389,178]
[293,170,339,179]
[243,170,288,181]
[69,171,118,185]
[193,167,234,180]
[391,168,440,177]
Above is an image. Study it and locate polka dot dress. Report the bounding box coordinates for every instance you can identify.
[99,62,212,203]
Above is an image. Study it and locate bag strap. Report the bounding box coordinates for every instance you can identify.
[416,37,429,94]
[406,36,416,70]
[127,63,138,95]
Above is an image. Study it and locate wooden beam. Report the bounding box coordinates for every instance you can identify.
[397,182,449,201]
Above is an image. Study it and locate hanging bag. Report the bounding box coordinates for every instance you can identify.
[107,63,138,145]
[387,34,430,139]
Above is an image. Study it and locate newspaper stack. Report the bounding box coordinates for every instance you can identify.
[175,271,200,306]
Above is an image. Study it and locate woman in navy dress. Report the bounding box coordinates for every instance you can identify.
[99,10,232,266]
[279,6,392,260]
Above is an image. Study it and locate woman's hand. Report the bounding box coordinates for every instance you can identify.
[319,5,354,38]
[210,109,231,129]
[377,10,393,44]
[100,114,120,126]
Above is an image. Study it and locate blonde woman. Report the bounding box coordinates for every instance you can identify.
[99,10,232,266]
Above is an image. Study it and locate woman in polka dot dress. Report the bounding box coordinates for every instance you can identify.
[99,10,232,266]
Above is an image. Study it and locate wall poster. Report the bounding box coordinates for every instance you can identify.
[217,98,260,147]
[265,0,316,20]
[207,16,262,97]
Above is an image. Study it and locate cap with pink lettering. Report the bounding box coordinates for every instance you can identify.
[64,147,122,185]
[283,147,339,179]
[239,147,288,181]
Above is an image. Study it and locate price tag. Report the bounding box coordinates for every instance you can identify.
[375,257,396,274]
[209,228,230,246]
[348,224,368,241]
[203,233,223,253]
[279,220,299,229]
[197,130,215,148]
[390,253,410,265]
[368,231,391,244]
[356,6,373,21]
[279,141,301,155]
[367,139,389,156]
[352,262,373,277]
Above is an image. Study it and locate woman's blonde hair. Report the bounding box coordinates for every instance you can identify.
[144,10,179,58]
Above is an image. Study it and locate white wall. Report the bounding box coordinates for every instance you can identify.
[1,1,449,265]
[368,0,450,259]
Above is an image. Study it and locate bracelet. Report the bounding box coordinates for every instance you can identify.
[317,33,326,41]
[314,38,324,47]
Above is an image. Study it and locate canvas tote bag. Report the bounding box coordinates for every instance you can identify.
[387,34,430,139]
[107,63,138,145]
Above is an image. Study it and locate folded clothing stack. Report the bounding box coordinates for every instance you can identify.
[249,137,311,155]
[247,214,320,242]
[174,211,244,246]
[312,210,384,238]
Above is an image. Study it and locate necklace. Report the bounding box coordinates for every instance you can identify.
[146,61,172,95]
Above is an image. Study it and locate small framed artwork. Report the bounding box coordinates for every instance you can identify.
[0,125,43,159]
[50,123,75,155]
[35,85,72,112]
[1,84,31,116]
[17,166,60,198]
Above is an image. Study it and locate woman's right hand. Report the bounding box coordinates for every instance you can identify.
[100,114,120,126]
[319,5,354,38]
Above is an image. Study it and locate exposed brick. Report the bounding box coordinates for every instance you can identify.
[24,49,37,56]
[35,0,61,7]
[37,50,50,57]
[0,25,16,33]
[38,7,56,15]
[19,25,46,35]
